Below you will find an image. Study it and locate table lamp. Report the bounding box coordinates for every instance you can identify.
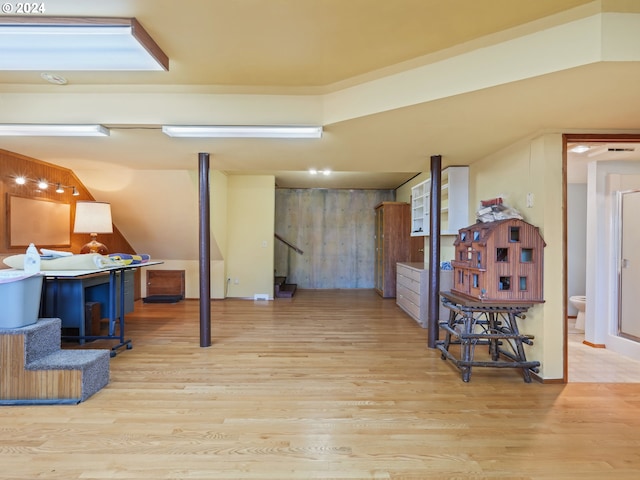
[73,201,113,254]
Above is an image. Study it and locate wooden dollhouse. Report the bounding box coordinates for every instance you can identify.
[450,218,545,303]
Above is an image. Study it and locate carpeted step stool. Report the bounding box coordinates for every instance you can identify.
[0,318,110,405]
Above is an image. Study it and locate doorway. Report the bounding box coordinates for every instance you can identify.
[565,134,640,382]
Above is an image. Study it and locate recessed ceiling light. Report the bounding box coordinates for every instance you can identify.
[309,168,331,176]
[41,72,68,85]
[570,145,590,153]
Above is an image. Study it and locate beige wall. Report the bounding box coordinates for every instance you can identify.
[470,133,564,379]
[78,166,274,300]
[78,167,230,300]
[397,145,566,379]
[226,175,275,299]
[210,170,229,299]
[144,172,272,300]
[78,166,276,300]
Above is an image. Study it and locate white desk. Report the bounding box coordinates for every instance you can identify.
[42,262,162,356]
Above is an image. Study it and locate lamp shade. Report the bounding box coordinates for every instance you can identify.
[73,201,113,234]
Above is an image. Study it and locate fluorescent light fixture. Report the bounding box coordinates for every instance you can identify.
[162,125,323,139]
[0,17,168,71]
[0,124,110,136]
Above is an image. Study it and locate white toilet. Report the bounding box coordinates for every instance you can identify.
[570,295,586,331]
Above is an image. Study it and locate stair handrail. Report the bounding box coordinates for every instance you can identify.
[274,233,304,255]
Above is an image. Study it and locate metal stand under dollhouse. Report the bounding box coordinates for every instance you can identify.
[437,218,545,382]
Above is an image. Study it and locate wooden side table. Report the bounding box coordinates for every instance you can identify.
[437,291,541,382]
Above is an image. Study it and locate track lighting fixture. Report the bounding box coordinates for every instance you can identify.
[10,175,78,195]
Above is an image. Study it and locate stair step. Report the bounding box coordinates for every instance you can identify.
[276,283,297,298]
[23,317,61,364]
[274,275,296,298]
[1,318,110,404]
[27,349,110,402]
[27,349,110,371]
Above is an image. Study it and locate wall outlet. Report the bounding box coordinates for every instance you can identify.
[526,192,534,208]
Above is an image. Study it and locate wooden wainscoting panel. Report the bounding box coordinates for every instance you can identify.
[0,333,82,400]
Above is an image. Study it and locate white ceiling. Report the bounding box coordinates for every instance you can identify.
[567,142,640,184]
[1,0,640,189]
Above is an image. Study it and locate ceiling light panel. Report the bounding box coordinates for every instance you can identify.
[162,125,323,139]
[0,17,168,71]
[0,124,110,136]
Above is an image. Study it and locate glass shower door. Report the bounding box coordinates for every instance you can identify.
[619,190,640,341]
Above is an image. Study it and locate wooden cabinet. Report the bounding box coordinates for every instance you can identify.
[409,235,425,263]
[146,270,185,298]
[374,202,410,298]
[411,166,469,236]
[396,262,454,327]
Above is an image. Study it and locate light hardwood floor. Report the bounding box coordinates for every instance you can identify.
[2,289,640,479]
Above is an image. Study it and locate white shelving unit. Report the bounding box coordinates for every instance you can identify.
[410,179,430,236]
[410,166,469,236]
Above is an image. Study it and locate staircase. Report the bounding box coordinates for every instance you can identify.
[275,275,297,298]
[274,233,302,298]
[0,318,110,405]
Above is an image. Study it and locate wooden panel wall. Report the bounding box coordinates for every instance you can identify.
[275,188,395,289]
[0,148,140,297]
[0,148,135,256]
